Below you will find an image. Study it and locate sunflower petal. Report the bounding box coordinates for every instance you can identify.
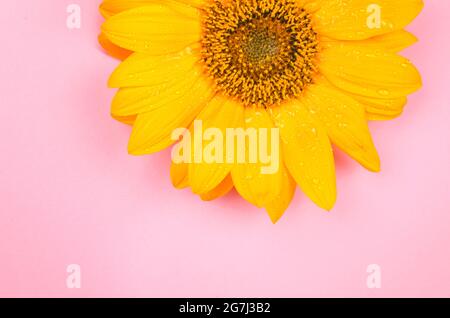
[270,101,336,210]
[100,0,205,18]
[366,112,401,121]
[320,30,418,53]
[313,0,424,40]
[231,108,284,208]
[319,44,422,99]
[98,32,132,60]
[127,74,214,155]
[170,161,189,189]
[100,0,154,18]
[302,83,381,172]
[200,175,234,201]
[350,94,407,120]
[264,167,296,224]
[101,4,202,55]
[351,30,418,52]
[189,95,245,194]
[108,47,199,88]
[112,114,137,125]
[111,62,202,118]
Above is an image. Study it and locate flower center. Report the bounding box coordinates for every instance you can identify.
[201,0,318,107]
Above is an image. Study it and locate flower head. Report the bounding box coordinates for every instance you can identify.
[100,0,423,222]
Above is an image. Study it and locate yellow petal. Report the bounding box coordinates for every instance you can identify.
[110,61,203,118]
[302,82,381,172]
[313,0,424,40]
[200,175,234,201]
[170,161,189,189]
[319,44,422,99]
[231,108,284,208]
[299,0,324,13]
[189,95,245,194]
[127,73,214,155]
[270,101,336,210]
[175,0,206,8]
[100,0,154,18]
[100,0,205,18]
[350,94,407,121]
[320,30,418,53]
[98,32,132,60]
[366,112,401,121]
[264,167,296,224]
[101,4,201,55]
[112,114,137,125]
[108,46,199,88]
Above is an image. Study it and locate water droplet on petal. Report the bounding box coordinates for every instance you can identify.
[378,89,390,96]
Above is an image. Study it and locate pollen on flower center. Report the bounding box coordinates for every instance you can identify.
[201,0,318,107]
[239,21,280,64]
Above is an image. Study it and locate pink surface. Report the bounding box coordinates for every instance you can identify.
[1,0,449,298]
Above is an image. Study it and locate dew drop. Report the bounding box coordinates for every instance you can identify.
[378,89,390,96]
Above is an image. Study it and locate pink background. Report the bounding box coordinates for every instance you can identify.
[1,0,449,298]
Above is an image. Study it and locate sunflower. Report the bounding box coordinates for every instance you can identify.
[99,0,423,223]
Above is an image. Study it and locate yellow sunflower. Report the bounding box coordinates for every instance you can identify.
[99,0,423,223]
